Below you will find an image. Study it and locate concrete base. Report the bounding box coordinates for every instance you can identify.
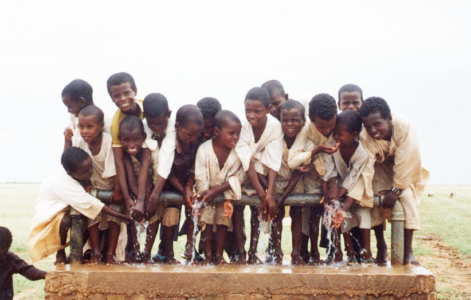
[45,263,435,299]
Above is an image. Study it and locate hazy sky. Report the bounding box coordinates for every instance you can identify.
[0,1,470,184]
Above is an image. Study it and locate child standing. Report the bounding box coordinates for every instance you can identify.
[357,97,429,265]
[235,87,284,264]
[197,97,222,141]
[73,105,124,264]
[26,147,131,264]
[337,84,363,113]
[195,110,243,265]
[1,227,46,300]
[330,110,374,264]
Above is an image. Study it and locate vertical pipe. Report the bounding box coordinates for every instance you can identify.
[69,208,84,263]
[390,201,405,265]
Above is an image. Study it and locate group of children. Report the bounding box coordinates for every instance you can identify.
[23,73,429,269]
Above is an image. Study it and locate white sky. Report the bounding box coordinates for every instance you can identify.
[0,1,470,184]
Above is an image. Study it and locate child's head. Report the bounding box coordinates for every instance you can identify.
[197,97,222,140]
[359,97,392,141]
[0,226,12,258]
[244,87,270,128]
[143,93,172,135]
[175,104,204,144]
[338,84,363,112]
[62,79,94,117]
[261,80,288,120]
[61,147,93,181]
[107,72,137,113]
[119,116,147,156]
[334,110,362,147]
[78,105,104,144]
[213,110,242,149]
[280,100,305,139]
[308,93,337,137]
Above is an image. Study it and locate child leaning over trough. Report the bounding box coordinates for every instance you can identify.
[194,110,243,265]
[1,226,46,300]
[329,110,374,264]
[73,105,124,264]
[26,147,131,265]
[197,97,222,141]
[354,97,429,265]
[261,79,288,121]
[234,87,284,265]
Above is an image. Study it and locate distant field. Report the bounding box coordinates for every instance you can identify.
[1,184,470,299]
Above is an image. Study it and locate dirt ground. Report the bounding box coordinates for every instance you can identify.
[418,235,471,299]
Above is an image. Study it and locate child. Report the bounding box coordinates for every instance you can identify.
[0,226,46,300]
[72,105,123,264]
[337,84,363,112]
[26,147,131,264]
[288,93,340,264]
[62,79,94,150]
[267,100,305,265]
[235,87,284,264]
[195,110,243,265]
[261,80,288,120]
[107,72,148,223]
[330,110,374,264]
[159,105,204,263]
[357,97,429,265]
[197,97,222,141]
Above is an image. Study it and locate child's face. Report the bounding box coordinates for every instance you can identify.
[78,115,104,144]
[110,82,137,113]
[146,112,170,136]
[215,120,242,149]
[339,92,362,112]
[68,157,93,181]
[311,115,336,138]
[269,92,287,120]
[119,128,146,156]
[202,118,215,140]
[62,95,84,117]
[280,108,305,139]
[244,99,269,128]
[362,112,392,141]
[176,121,203,144]
[333,123,357,147]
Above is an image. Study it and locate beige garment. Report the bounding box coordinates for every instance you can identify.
[26,167,104,262]
[287,122,337,181]
[357,114,430,230]
[72,132,116,190]
[144,116,177,180]
[200,203,232,230]
[235,114,284,173]
[274,140,303,193]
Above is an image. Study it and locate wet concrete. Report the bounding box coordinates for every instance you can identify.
[45,262,436,299]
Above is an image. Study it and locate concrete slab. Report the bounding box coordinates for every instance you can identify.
[45,263,436,299]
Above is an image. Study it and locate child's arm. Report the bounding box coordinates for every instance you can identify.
[184,173,196,208]
[276,169,303,206]
[12,253,47,280]
[246,160,266,203]
[113,148,134,213]
[101,205,132,223]
[146,175,166,219]
[132,148,152,221]
[265,168,279,220]
[123,154,138,198]
[200,182,231,204]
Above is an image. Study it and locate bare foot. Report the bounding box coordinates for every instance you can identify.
[54,250,67,265]
[201,256,212,265]
[247,254,262,265]
[215,256,228,265]
[165,256,181,264]
[89,254,102,265]
[105,254,118,265]
[291,255,306,266]
[272,255,283,265]
[375,247,388,265]
[308,254,322,266]
[404,253,421,266]
[233,254,247,265]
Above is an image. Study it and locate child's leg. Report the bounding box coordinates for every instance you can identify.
[331,228,343,263]
[290,207,305,265]
[183,207,196,262]
[162,225,179,264]
[404,229,419,265]
[373,225,387,264]
[88,223,101,264]
[215,225,228,265]
[56,212,72,265]
[143,221,160,263]
[105,222,120,264]
[232,205,247,264]
[202,225,213,265]
[308,207,322,265]
[270,205,284,265]
[361,229,373,261]
[248,205,262,264]
[343,231,356,262]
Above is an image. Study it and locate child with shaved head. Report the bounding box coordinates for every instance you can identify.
[261,80,288,121]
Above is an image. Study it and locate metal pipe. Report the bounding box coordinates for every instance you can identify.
[390,200,405,265]
[69,208,84,264]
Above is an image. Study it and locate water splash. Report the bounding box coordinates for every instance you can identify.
[323,200,351,260]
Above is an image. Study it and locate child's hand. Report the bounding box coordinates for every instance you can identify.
[223,200,234,218]
[183,185,195,209]
[132,201,145,221]
[145,198,158,220]
[109,189,123,203]
[265,192,278,221]
[298,164,314,173]
[64,127,74,141]
[378,190,399,208]
[125,198,135,213]
[314,143,340,155]
[200,188,218,204]
[84,184,94,194]
[331,211,345,229]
